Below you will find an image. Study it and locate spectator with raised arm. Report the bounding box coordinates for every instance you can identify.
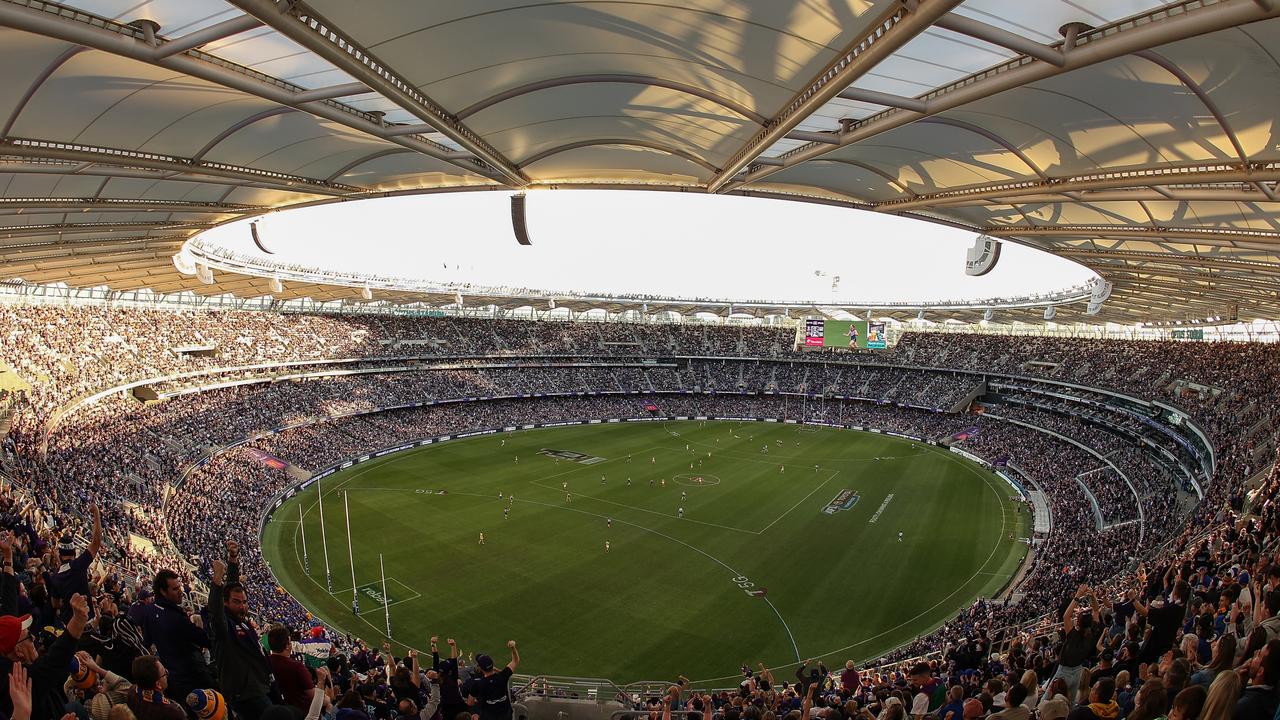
[207,540,276,720]
[464,640,519,720]
[0,592,89,720]
[47,506,100,623]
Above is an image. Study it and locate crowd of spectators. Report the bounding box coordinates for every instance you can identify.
[0,306,1276,720]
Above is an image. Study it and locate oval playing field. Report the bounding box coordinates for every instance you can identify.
[262,421,1028,683]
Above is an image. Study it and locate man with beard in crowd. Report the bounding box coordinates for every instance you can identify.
[208,540,277,720]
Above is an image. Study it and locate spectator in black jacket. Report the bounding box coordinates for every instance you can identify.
[46,506,99,623]
[142,568,215,705]
[0,592,89,720]
[208,540,276,720]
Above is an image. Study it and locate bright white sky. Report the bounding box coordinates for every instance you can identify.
[198,190,1096,304]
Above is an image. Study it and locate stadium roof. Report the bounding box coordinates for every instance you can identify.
[1,0,1279,323]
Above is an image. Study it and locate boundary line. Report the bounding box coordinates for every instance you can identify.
[757,470,840,533]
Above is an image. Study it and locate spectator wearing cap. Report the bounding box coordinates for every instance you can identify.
[1091,650,1117,682]
[126,587,154,628]
[0,592,90,720]
[47,506,100,623]
[463,641,519,720]
[129,656,185,720]
[141,568,214,706]
[207,541,276,720]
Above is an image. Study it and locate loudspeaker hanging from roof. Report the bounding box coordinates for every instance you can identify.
[511,193,532,245]
[250,220,274,254]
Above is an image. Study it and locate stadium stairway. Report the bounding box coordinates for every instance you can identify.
[950,380,987,413]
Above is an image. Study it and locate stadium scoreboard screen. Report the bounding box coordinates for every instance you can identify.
[801,319,886,350]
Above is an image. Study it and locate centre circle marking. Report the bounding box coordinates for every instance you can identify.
[673,472,721,486]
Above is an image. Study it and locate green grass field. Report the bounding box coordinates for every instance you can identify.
[262,421,1028,684]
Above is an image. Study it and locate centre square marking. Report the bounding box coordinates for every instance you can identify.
[673,473,721,486]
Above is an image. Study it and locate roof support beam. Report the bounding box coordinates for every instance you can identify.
[226,0,528,187]
[0,198,260,214]
[706,0,965,192]
[152,14,263,59]
[1057,249,1280,272]
[985,223,1280,250]
[736,0,1280,188]
[784,131,842,145]
[291,81,370,103]
[0,159,333,196]
[836,87,927,113]
[875,162,1280,211]
[933,13,1066,66]
[0,137,358,196]
[0,1,488,180]
[929,187,1280,206]
[0,221,208,240]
